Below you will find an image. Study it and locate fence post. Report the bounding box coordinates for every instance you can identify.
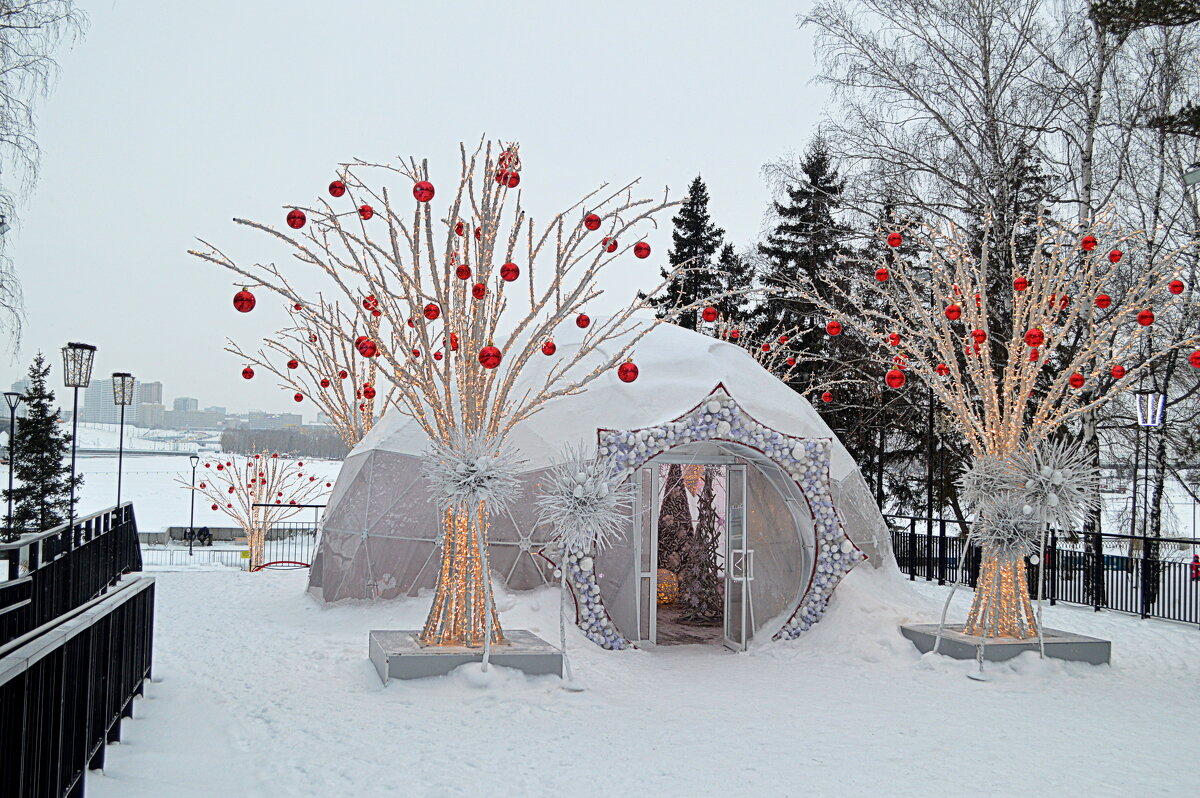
[937,519,947,585]
[1092,531,1103,612]
[1049,529,1057,606]
[908,517,916,582]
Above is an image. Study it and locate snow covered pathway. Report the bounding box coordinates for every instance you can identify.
[88,566,1199,798]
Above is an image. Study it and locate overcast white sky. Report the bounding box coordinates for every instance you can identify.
[0,0,825,418]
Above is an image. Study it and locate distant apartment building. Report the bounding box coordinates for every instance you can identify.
[80,379,166,426]
[246,411,303,430]
[173,397,199,412]
[161,408,226,430]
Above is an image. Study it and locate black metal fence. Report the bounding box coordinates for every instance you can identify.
[1,504,143,648]
[888,515,1200,627]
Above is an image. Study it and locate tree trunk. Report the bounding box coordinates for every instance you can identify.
[963,546,1038,639]
[248,523,266,571]
[421,505,502,647]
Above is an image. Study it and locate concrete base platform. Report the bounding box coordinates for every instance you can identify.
[900,624,1111,665]
[369,629,564,683]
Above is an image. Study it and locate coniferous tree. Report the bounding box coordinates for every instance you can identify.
[711,244,756,323]
[3,353,81,537]
[646,176,725,330]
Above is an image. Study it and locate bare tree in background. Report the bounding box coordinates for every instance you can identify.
[0,1,86,349]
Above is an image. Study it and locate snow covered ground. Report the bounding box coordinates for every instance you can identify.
[86,564,1198,798]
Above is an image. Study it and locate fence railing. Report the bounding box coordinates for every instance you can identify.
[887,515,1200,627]
[139,519,320,571]
[0,503,143,648]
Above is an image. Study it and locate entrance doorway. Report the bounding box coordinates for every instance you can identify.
[633,457,749,650]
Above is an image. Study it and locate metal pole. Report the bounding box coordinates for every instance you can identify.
[116,402,126,509]
[68,386,80,541]
[188,460,197,556]
[5,401,16,541]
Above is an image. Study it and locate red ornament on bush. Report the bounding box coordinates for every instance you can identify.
[1111,364,1126,379]
[241,367,254,380]
[329,180,346,197]
[1108,249,1122,263]
[357,339,378,358]
[449,332,459,351]
[320,378,330,388]
[358,205,374,220]
[634,242,651,259]
[761,343,771,352]
[786,357,796,366]
[730,329,740,340]
[286,209,306,229]
[1024,328,1044,347]
[826,320,842,336]
[945,304,961,321]
[363,295,378,311]
[935,363,950,377]
[496,170,520,188]
[233,289,256,313]
[971,329,986,344]
[1081,234,1098,251]
[542,340,556,356]
[1069,373,1085,389]
[1169,279,1185,295]
[602,237,618,253]
[500,262,520,282]
[295,303,304,311]
[1029,347,1040,362]
[1095,294,1112,309]
[886,232,902,247]
[413,181,435,202]
[478,345,502,369]
[885,368,907,389]
[778,335,789,344]
[454,220,465,236]
[363,384,376,399]
[424,303,441,320]
[617,361,639,383]
[434,351,443,361]
[1190,350,1200,369]
[474,226,482,241]
[1137,309,1154,326]
[1013,276,1029,292]
[821,391,833,403]
[412,348,421,359]
[576,313,590,328]
[702,306,718,322]
[287,359,299,370]
[584,213,601,231]
[338,369,348,379]
[472,283,487,299]
[875,267,889,282]
[887,332,901,347]
[456,264,472,280]
[294,393,303,402]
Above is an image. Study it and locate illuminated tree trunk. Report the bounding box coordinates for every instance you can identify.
[963,546,1037,639]
[248,522,267,571]
[420,506,502,647]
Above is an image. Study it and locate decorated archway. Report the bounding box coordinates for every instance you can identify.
[552,385,866,649]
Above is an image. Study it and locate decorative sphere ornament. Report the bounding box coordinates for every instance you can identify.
[576,313,591,328]
[286,209,306,229]
[778,335,789,344]
[478,345,502,369]
[233,289,256,313]
[887,332,901,347]
[875,267,889,282]
[1069,372,1085,389]
[496,170,520,188]
[358,204,374,220]
[474,226,482,241]
[338,369,348,379]
[821,391,833,403]
[412,181,435,202]
[542,340,557,356]
[656,569,679,604]
[634,241,651,259]
[583,213,601,231]
[1111,364,1126,379]
[454,220,465,236]
[423,303,441,320]
[286,359,299,370]
[319,378,330,388]
[500,262,520,281]
[472,282,487,299]
[885,368,907,389]
[601,236,618,253]
[1081,234,1098,251]
[1190,350,1200,369]
[617,361,639,383]
[761,343,771,352]
[1137,309,1154,326]
[971,328,986,344]
[1023,504,1034,516]
[293,393,303,402]
[786,357,796,366]
[886,231,902,247]
[241,366,254,380]
[362,295,378,311]
[1169,279,1185,295]
[433,351,443,361]
[357,339,378,358]
[328,180,346,197]
[825,320,842,336]
[945,304,961,321]
[1095,293,1112,309]
[1108,249,1122,263]
[1024,328,1045,347]
[936,363,950,376]
[455,264,472,280]
[1013,276,1029,291]
[449,332,459,351]
[295,303,304,311]
[702,306,718,322]
[363,384,376,399]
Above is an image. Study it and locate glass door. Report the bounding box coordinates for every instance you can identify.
[723,465,748,651]
[635,466,658,644]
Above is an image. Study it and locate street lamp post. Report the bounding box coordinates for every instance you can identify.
[112,373,135,511]
[3,392,22,542]
[188,454,200,556]
[61,343,96,542]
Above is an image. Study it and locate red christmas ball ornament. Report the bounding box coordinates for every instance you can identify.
[935,363,950,377]
[211,504,218,511]
[702,306,718,323]
[294,393,303,403]
[454,220,465,236]
[474,226,482,241]
[761,343,771,352]
[412,348,421,359]
[1095,294,1112,309]
[287,359,299,370]
[498,150,521,170]
[449,332,459,351]
[433,351,443,361]
[1029,347,1040,362]
[1081,234,1098,251]
[1108,249,1122,263]
[826,320,842,336]
[730,329,740,340]
[1013,276,1029,292]
[542,340,557,356]
[1111,364,1126,379]
[241,366,254,380]
[1069,373,1085,389]
[576,313,591,328]
[407,318,415,328]
[372,309,381,318]
[886,231,902,247]
[423,303,441,320]
[1169,279,1185,295]
[199,482,206,489]
[500,262,520,282]
[944,304,962,321]
[478,345,502,369]
[875,267,890,282]
[1189,350,1200,369]
[286,209,306,229]
[778,335,789,344]
[617,361,639,383]
[821,391,833,403]
[1024,328,1045,347]
[634,242,651,259]
[1137,309,1154,326]
[584,213,601,231]
[887,332,901,347]
[363,384,376,399]
[309,333,318,343]
[413,181,435,202]
[885,368,907,389]
[358,204,374,220]
[233,289,256,313]
[786,357,796,366]
[357,339,378,358]
[320,378,330,388]
[363,295,378,311]
[338,369,348,379]
[328,180,346,197]
[295,303,304,311]
[456,264,472,280]
[601,236,618,253]
[496,170,520,188]
[472,282,487,299]
[216,463,223,470]
[971,328,986,344]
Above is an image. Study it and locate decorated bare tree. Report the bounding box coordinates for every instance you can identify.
[790,212,1199,639]
[228,301,393,448]
[190,139,720,649]
[179,452,331,570]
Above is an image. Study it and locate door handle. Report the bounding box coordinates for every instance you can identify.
[746,549,754,582]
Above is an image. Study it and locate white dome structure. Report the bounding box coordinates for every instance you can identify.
[309,319,891,649]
